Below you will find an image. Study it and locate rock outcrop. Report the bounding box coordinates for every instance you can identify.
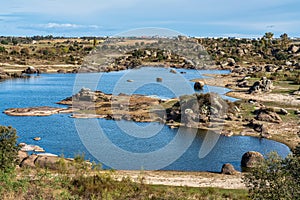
[20,154,39,168]
[22,66,39,74]
[248,77,273,94]
[19,153,92,171]
[166,93,232,128]
[255,108,282,123]
[35,155,68,170]
[73,87,97,102]
[18,150,28,163]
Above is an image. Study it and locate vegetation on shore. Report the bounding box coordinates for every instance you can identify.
[1,124,299,199]
[0,125,248,199]
[243,134,300,199]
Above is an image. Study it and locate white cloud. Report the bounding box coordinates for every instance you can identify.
[40,23,100,29]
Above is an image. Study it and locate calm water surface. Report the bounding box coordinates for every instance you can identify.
[0,67,290,172]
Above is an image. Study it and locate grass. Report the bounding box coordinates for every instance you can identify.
[0,157,249,200]
[236,100,256,120]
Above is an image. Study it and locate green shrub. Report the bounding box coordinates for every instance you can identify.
[0,126,19,172]
[243,151,300,199]
[0,46,5,53]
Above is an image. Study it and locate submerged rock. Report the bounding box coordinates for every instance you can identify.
[156,77,163,82]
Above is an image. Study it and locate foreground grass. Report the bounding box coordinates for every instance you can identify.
[0,164,248,200]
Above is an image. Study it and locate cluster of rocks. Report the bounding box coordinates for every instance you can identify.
[73,87,97,102]
[166,93,233,128]
[81,48,198,72]
[245,106,286,138]
[58,88,238,129]
[57,68,78,73]
[254,107,282,123]
[247,119,271,138]
[22,66,40,74]
[248,77,273,94]
[18,151,91,170]
[221,151,264,175]
[231,64,299,76]
[20,143,45,152]
[0,68,25,80]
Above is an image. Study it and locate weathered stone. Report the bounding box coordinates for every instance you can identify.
[265,65,276,72]
[286,61,293,66]
[169,69,177,74]
[156,77,163,82]
[256,108,282,123]
[33,137,41,141]
[20,154,38,168]
[74,87,97,101]
[18,151,28,163]
[289,45,299,53]
[293,90,300,95]
[221,163,237,175]
[194,81,205,90]
[34,155,62,170]
[22,66,37,74]
[279,108,289,115]
[241,151,264,169]
[248,77,273,94]
[144,50,151,56]
[227,58,236,66]
[237,80,249,88]
[57,69,66,73]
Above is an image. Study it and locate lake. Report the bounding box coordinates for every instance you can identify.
[0,67,290,172]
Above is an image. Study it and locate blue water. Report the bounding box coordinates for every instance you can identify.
[0,67,290,172]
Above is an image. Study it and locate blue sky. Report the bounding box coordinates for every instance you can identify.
[0,0,300,37]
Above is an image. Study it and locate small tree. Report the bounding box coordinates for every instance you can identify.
[93,38,97,47]
[280,33,289,49]
[263,32,274,51]
[0,126,19,172]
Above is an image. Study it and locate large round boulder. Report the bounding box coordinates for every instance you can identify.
[34,155,61,170]
[241,151,264,169]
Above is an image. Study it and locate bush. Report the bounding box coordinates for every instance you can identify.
[0,40,9,45]
[243,151,300,199]
[0,126,19,172]
[0,46,6,53]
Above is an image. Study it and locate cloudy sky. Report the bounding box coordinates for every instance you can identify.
[1,0,299,37]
